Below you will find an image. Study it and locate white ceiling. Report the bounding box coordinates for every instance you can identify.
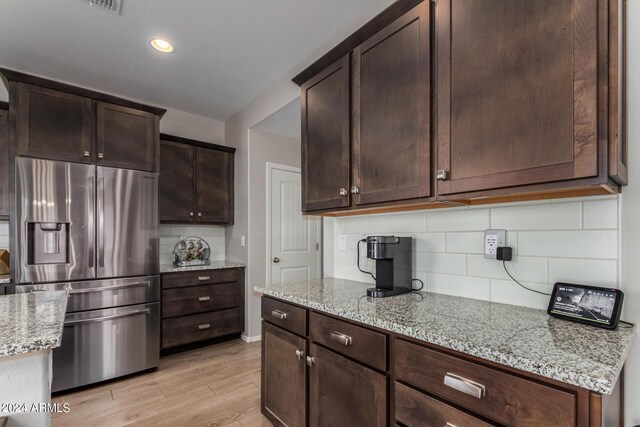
[253,99,300,141]
[0,0,392,120]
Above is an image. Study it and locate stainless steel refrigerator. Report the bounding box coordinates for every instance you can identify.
[14,157,160,392]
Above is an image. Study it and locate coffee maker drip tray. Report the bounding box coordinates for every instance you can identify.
[366,287,412,298]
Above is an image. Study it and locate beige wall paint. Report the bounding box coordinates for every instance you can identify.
[621,2,639,425]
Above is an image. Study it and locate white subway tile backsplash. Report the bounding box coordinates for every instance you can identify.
[445,232,484,254]
[160,224,226,263]
[518,230,617,259]
[0,220,8,250]
[426,273,491,301]
[468,255,546,283]
[330,196,620,311]
[583,198,618,229]
[490,279,553,310]
[491,202,581,230]
[427,209,490,232]
[378,212,427,233]
[548,258,618,287]
[415,252,466,275]
[414,233,446,253]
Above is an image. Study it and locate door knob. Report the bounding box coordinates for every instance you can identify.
[273,257,280,263]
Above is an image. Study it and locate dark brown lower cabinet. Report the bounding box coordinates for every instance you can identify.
[160,267,244,352]
[262,322,307,427]
[261,296,622,427]
[308,343,387,427]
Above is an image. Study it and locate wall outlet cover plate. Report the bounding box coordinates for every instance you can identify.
[484,229,506,259]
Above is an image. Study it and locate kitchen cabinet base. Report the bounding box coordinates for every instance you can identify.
[160,333,241,357]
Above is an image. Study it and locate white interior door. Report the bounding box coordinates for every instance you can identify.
[269,165,321,284]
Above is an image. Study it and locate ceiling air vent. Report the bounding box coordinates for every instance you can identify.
[80,0,122,15]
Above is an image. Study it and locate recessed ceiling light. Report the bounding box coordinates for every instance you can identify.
[150,38,174,53]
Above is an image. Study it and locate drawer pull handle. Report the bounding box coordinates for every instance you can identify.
[198,276,211,281]
[330,331,352,346]
[444,373,485,398]
[445,424,458,427]
[271,310,288,320]
[198,296,211,302]
[198,323,211,330]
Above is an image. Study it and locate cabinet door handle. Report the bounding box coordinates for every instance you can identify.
[198,276,210,281]
[330,331,352,346]
[83,151,90,157]
[339,188,348,197]
[271,310,288,320]
[306,355,315,366]
[350,186,360,194]
[295,349,304,360]
[98,153,104,159]
[198,323,211,330]
[189,212,194,217]
[443,373,485,398]
[198,296,211,302]
[198,212,202,217]
[436,170,449,181]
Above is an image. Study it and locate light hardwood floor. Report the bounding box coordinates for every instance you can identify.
[52,340,273,427]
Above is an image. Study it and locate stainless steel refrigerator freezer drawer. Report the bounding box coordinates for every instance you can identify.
[18,276,160,312]
[52,302,160,392]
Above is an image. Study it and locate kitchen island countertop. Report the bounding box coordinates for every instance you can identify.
[0,290,68,358]
[255,278,635,395]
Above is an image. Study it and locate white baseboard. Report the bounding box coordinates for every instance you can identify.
[241,334,262,343]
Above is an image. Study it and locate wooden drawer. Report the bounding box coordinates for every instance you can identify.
[309,311,387,371]
[162,268,243,289]
[161,307,242,348]
[261,297,307,337]
[394,339,576,427]
[162,282,239,319]
[395,382,495,427]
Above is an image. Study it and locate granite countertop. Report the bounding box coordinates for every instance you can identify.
[0,291,68,358]
[160,261,246,274]
[0,275,10,285]
[255,278,636,395]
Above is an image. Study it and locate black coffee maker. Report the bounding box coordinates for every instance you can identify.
[365,236,413,298]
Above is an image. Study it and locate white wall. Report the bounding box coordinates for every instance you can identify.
[621,2,640,425]
[332,196,619,310]
[159,224,226,265]
[244,130,301,339]
[160,109,225,144]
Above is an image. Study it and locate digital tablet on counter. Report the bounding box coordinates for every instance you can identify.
[547,282,624,330]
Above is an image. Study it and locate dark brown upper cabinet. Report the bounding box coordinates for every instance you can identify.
[159,140,195,222]
[2,68,165,173]
[196,147,233,224]
[0,105,8,218]
[293,0,626,215]
[159,134,235,225]
[96,102,157,172]
[352,1,431,206]
[435,0,601,196]
[16,83,93,163]
[301,54,351,212]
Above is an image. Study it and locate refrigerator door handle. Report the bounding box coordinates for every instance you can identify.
[87,176,95,269]
[68,280,152,294]
[64,308,151,326]
[97,176,105,269]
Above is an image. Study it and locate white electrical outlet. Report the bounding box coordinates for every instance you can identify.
[241,235,246,247]
[484,229,506,259]
[338,234,347,251]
